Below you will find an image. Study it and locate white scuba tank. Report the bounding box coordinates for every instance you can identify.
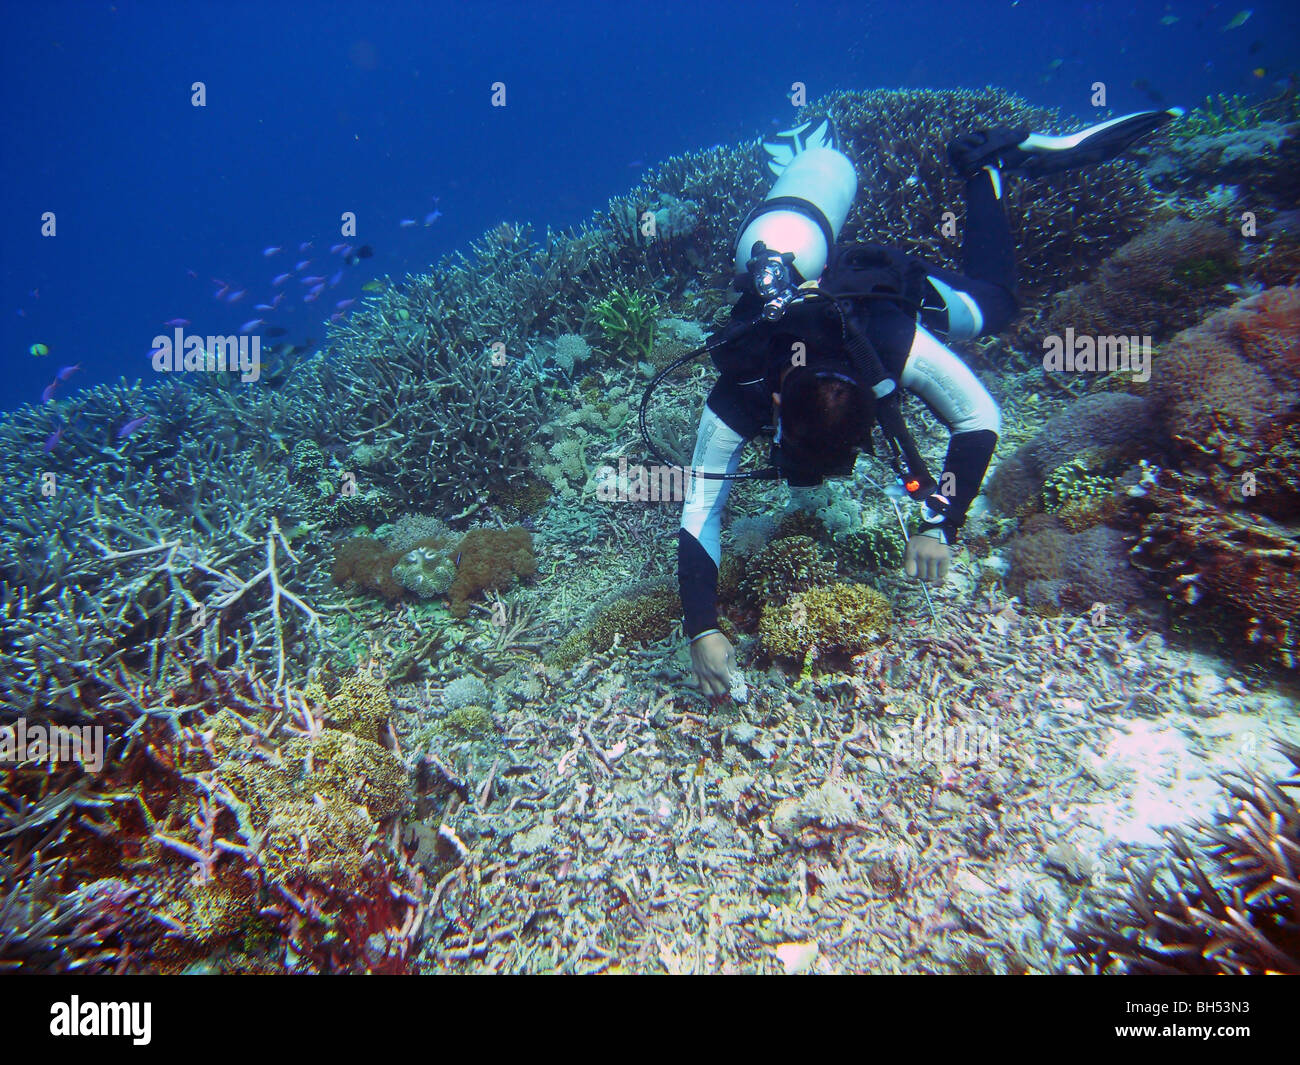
[733,147,858,282]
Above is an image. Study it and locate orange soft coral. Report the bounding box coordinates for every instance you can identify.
[447,526,537,617]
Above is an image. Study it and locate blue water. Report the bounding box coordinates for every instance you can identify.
[2,0,1296,409]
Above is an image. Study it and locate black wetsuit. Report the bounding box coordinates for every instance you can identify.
[678,169,1018,639]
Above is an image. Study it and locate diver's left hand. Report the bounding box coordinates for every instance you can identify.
[904,534,950,584]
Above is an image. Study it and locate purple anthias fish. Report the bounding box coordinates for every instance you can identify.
[43,425,64,453]
[164,318,190,327]
[303,287,323,304]
[255,303,275,313]
[300,275,326,285]
[41,382,58,403]
[424,210,442,224]
[239,318,265,333]
[263,246,282,257]
[270,292,286,308]
[272,273,293,287]
[295,259,312,271]
[116,415,149,440]
[329,243,348,255]
[329,270,343,287]
[55,363,81,382]
[335,298,356,311]
[225,289,247,303]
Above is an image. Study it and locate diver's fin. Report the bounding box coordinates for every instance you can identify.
[762,116,840,177]
[1003,108,1183,178]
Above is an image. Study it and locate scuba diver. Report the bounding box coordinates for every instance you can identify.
[655,108,1180,699]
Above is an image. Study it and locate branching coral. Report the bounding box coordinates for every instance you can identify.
[1068,739,1300,975]
[0,664,423,974]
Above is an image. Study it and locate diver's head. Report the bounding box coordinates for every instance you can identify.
[771,365,873,486]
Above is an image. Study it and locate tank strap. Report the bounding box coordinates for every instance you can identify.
[736,197,834,280]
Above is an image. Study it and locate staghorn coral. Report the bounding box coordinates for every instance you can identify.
[1068,739,1300,975]
[0,665,423,974]
[758,581,892,667]
[447,526,537,618]
[820,87,1155,293]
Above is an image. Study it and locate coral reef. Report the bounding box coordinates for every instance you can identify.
[447,527,537,618]
[1129,471,1299,669]
[550,583,682,669]
[0,666,423,973]
[740,536,837,605]
[1068,740,1300,975]
[820,87,1156,293]
[985,392,1157,516]
[442,676,490,712]
[758,581,892,666]
[1021,218,1239,348]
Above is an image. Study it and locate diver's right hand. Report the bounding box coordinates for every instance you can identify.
[690,631,735,699]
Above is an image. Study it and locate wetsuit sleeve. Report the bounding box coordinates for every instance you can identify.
[900,327,1001,541]
[678,404,747,638]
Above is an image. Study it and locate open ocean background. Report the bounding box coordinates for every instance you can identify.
[1,0,1297,409]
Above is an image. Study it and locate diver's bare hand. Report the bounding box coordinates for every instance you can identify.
[904,534,950,584]
[690,631,734,698]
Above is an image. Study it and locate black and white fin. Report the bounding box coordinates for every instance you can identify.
[762,116,839,177]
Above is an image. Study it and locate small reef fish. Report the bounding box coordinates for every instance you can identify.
[399,218,417,228]
[262,246,283,257]
[43,425,64,453]
[361,280,386,293]
[335,298,356,311]
[255,303,276,312]
[424,210,442,225]
[1159,14,1179,26]
[300,275,327,285]
[116,415,149,439]
[271,273,293,286]
[163,318,189,327]
[329,269,344,287]
[298,241,313,253]
[225,289,247,303]
[40,381,58,403]
[295,259,312,271]
[1223,9,1252,30]
[239,318,265,333]
[330,243,350,255]
[55,363,81,382]
[29,342,49,357]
